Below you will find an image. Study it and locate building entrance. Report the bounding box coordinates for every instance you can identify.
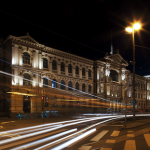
[23,96,31,113]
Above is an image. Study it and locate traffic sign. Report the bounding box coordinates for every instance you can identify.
[131,99,137,105]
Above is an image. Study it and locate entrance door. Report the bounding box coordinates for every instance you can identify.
[23,96,30,113]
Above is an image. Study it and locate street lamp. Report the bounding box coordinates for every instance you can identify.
[125,22,141,122]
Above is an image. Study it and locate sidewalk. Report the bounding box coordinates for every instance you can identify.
[122,117,150,129]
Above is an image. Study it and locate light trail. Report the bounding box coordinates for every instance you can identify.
[34,117,118,150]
[0,58,131,105]
[0,125,62,137]
[0,116,117,145]
[0,116,115,135]
[52,128,96,150]
[51,129,96,150]
[11,128,77,150]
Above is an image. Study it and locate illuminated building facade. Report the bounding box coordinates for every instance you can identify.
[0,34,149,117]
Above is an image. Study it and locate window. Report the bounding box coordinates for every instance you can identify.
[75,82,79,91]
[60,80,65,90]
[52,60,57,70]
[23,73,30,85]
[141,93,142,99]
[44,97,49,107]
[135,92,137,98]
[43,78,48,88]
[82,83,85,92]
[43,58,48,68]
[138,93,140,98]
[52,79,57,88]
[88,85,91,93]
[68,64,72,73]
[138,82,140,89]
[88,69,91,78]
[53,96,57,107]
[75,66,79,75]
[68,81,72,90]
[110,70,118,82]
[61,62,65,72]
[23,52,30,64]
[82,68,85,76]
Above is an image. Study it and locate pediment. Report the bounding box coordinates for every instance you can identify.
[17,35,39,44]
[106,54,128,66]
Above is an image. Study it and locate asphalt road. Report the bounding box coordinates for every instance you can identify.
[0,114,150,150]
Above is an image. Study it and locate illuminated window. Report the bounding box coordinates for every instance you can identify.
[75,66,79,75]
[88,69,91,78]
[82,68,85,76]
[23,52,30,64]
[23,73,30,85]
[82,83,85,92]
[75,82,79,90]
[68,64,72,73]
[52,79,57,88]
[43,78,48,88]
[88,85,91,93]
[52,60,57,70]
[68,81,72,90]
[43,58,48,68]
[61,62,65,72]
[60,80,65,90]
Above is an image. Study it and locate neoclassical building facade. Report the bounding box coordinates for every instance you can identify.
[0,34,150,116]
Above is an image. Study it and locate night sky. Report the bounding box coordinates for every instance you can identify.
[0,0,150,76]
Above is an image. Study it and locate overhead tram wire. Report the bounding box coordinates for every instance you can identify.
[0,9,105,55]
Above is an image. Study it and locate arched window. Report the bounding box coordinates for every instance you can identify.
[75,66,79,75]
[88,85,91,93]
[82,83,85,92]
[52,79,57,88]
[52,60,57,70]
[60,80,65,90]
[68,64,72,73]
[43,58,48,68]
[68,81,72,90]
[43,77,48,88]
[88,69,91,78]
[82,68,85,76]
[23,52,30,64]
[61,62,65,72]
[110,70,118,82]
[23,73,30,85]
[75,82,79,91]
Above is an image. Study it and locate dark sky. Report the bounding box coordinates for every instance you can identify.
[0,0,150,76]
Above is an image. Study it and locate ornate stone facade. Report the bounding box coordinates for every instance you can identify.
[0,34,149,116]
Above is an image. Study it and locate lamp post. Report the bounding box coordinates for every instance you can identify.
[125,23,141,122]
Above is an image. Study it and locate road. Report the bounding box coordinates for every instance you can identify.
[0,114,150,150]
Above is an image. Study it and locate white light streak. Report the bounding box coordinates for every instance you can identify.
[12,128,77,150]
[51,128,96,150]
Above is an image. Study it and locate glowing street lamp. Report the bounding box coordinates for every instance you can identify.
[125,22,141,122]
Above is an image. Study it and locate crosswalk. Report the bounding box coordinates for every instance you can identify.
[1,122,150,150]
[78,129,150,150]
